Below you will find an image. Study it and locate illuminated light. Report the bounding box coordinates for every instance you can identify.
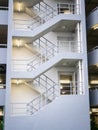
[16,80,19,85]
[60,79,70,84]
[89,111,92,114]
[91,24,98,30]
[0,109,3,116]
[60,85,63,89]
[64,10,71,14]
[16,39,23,47]
[92,108,98,113]
[96,64,98,67]
[16,80,21,85]
[90,80,98,84]
[17,39,21,47]
[0,79,2,83]
[18,1,21,12]
[16,79,23,85]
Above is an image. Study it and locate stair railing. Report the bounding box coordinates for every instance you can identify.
[33,37,58,57]
[32,1,57,20]
[27,37,58,71]
[57,40,81,53]
[57,3,80,14]
[27,83,59,115]
[13,2,79,30]
[0,6,8,10]
[32,74,58,92]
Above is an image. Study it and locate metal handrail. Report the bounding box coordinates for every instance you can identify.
[11,80,83,115]
[60,81,83,95]
[27,40,81,71]
[34,36,58,49]
[13,1,79,30]
[57,3,80,14]
[0,6,8,10]
[33,1,57,15]
[27,84,59,115]
[34,42,57,54]
[0,44,7,48]
[57,41,81,53]
[32,74,58,92]
[12,39,81,71]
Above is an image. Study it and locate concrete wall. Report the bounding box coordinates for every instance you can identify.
[8,96,90,130]
[0,89,5,106]
[87,8,98,29]
[89,88,98,106]
[11,83,39,103]
[0,48,7,64]
[88,49,98,66]
[0,10,8,25]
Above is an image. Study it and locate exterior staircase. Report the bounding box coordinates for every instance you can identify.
[11,74,59,115]
[26,74,59,114]
[13,1,79,31]
[11,1,81,116]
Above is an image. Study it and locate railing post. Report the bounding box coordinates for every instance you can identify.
[53,84,55,100]
[70,82,72,94]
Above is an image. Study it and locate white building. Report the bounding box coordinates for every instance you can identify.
[0,0,90,130]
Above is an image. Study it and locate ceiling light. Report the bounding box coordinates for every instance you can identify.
[17,39,23,47]
[18,0,22,12]
[16,80,19,85]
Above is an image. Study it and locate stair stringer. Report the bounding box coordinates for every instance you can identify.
[11,53,83,79]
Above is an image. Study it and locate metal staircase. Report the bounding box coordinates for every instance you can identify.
[12,36,81,71]
[11,1,81,116]
[13,1,79,30]
[27,37,58,71]
[27,74,59,114]
[11,74,59,115]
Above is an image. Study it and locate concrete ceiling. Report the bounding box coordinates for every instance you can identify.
[53,20,77,33]
[55,59,78,67]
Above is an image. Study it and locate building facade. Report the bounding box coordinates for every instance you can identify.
[86,1,98,128]
[0,0,90,130]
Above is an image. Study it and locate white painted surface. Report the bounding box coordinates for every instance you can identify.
[0,10,8,25]
[0,48,7,63]
[11,83,39,103]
